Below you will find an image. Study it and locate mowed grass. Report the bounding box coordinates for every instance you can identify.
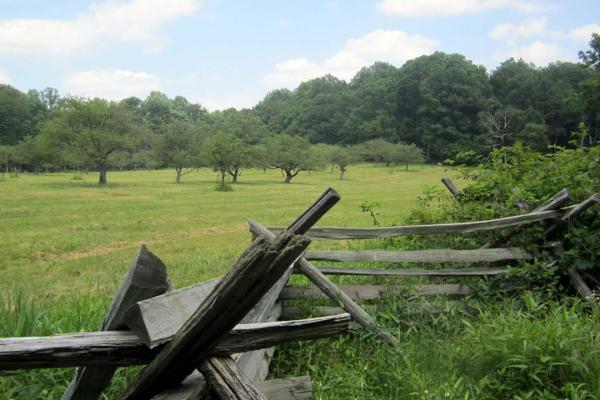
[0,164,445,299]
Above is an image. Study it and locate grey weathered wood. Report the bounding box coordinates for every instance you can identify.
[482,188,571,249]
[280,284,471,301]
[119,233,311,400]
[235,303,281,384]
[199,356,268,400]
[304,248,532,263]
[285,187,341,235]
[125,277,222,348]
[249,220,399,345]
[532,188,571,212]
[306,266,509,277]
[267,209,563,239]
[281,302,466,320]
[545,193,599,236]
[0,314,350,370]
[566,268,596,303]
[441,177,460,198]
[254,376,312,400]
[63,244,171,400]
[151,375,312,400]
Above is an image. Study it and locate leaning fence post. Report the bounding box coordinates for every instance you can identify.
[248,219,399,346]
[441,177,460,199]
[62,244,171,400]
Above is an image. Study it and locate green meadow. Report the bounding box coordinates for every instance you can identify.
[3,164,600,400]
[0,164,445,298]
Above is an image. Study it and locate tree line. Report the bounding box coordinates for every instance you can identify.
[1,34,599,184]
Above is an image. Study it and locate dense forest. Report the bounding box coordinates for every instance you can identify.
[1,34,599,184]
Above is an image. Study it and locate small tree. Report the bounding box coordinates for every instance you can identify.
[15,135,62,173]
[331,145,360,179]
[360,139,394,166]
[154,121,202,183]
[203,133,247,185]
[265,134,323,183]
[0,144,17,175]
[390,143,425,171]
[40,98,140,185]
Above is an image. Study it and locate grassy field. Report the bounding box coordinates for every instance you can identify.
[0,164,447,298]
[3,165,599,400]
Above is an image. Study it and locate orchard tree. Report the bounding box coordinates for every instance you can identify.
[0,144,16,174]
[390,143,425,171]
[266,134,323,183]
[40,98,140,185]
[331,145,360,179]
[360,139,394,166]
[203,133,247,184]
[154,121,203,183]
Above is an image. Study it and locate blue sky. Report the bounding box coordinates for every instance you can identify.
[0,0,598,110]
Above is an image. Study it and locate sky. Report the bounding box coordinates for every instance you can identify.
[0,0,598,110]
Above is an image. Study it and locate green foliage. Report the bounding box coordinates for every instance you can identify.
[265,134,325,182]
[153,120,203,183]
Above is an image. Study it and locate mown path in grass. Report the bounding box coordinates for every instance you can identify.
[0,164,448,299]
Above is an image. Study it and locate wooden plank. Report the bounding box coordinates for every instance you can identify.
[441,177,460,198]
[545,193,599,236]
[151,375,312,400]
[532,188,571,212]
[566,268,596,303]
[249,220,399,345]
[199,356,268,400]
[267,209,563,239]
[307,266,509,277]
[0,314,351,370]
[118,233,311,400]
[235,303,281,384]
[62,244,171,400]
[279,284,471,301]
[254,376,312,400]
[280,302,466,320]
[125,278,222,348]
[304,248,532,263]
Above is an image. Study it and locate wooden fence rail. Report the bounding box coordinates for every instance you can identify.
[267,209,564,239]
[304,247,532,263]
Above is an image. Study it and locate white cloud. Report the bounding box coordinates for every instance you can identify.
[64,69,161,100]
[0,69,10,84]
[496,41,566,66]
[264,29,438,88]
[489,17,547,44]
[568,24,600,42]
[375,0,544,16]
[0,0,201,57]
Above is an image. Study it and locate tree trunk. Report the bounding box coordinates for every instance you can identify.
[99,168,107,185]
[405,163,408,171]
[339,166,345,180]
[176,169,181,184]
[231,168,239,183]
[284,170,293,183]
[220,171,226,185]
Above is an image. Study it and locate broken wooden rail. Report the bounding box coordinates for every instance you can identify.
[267,208,564,239]
[0,314,351,370]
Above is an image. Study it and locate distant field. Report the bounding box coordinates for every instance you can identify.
[0,164,449,298]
